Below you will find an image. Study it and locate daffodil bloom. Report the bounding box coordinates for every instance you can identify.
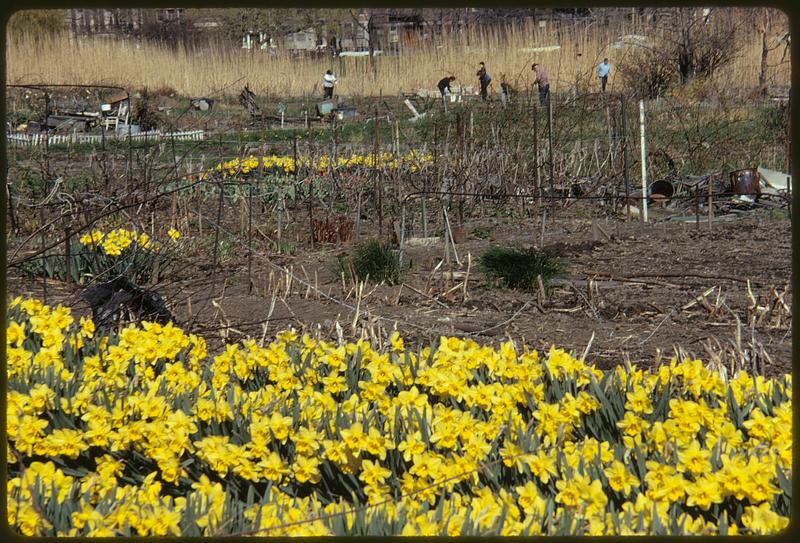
[5,296,793,536]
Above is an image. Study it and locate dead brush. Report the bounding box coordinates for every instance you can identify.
[701,327,775,380]
[745,280,791,329]
[312,214,354,244]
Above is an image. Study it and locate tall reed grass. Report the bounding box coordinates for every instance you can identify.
[5,18,790,98]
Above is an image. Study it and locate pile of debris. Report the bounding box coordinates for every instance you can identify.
[622,166,791,220]
[9,87,132,134]
[83,277,173,332]
[238,86,358,125]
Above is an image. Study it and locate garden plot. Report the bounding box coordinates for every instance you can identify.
[5,88,792,537]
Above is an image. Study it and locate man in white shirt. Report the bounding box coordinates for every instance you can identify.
[323,70,336,99]
[597,58,611,94]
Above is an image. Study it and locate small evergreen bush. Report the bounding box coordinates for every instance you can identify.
[338,240,401,285]
[480,246,564,290]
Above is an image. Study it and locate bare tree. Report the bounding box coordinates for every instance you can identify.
[756,8,791,98]
[648,7,743,84]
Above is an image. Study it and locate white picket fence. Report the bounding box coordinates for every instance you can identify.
[6,129,205,147]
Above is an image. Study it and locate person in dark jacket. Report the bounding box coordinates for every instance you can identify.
[477,62,491,101]
[438,75,456,106]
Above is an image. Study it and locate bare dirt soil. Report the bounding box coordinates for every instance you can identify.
[10,211,789,377]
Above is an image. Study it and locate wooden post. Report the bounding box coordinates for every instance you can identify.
[547,95,554,198]
[6,182,17,234]
[787,176,792,220]
[258,132,265,189]
[606,102,614,166]
[64,228,72,284]
[695,190,700,230]
[707,176,713,229]
[40,205,47,304]
[212,181,224,268]
[621,95,631,221]
[443,208,452,291]
[127,120,133,192]
[469,110,474,156]
[533,103,541,197]
[292,133,298,181]
[307,107,315,249]
[785,96,791,175]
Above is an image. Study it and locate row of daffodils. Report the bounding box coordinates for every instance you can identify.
[6,298,791,536]
[200,151,435,179]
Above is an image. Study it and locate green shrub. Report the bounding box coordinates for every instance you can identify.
[480,246,564,291]
[471,226,492,240]
[338,240,401,285]
[18,228,177,285]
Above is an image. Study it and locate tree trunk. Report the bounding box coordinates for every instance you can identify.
[368,15,375,57]
[758,30,769,99]
[678,28,693,84]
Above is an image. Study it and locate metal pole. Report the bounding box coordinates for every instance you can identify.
[639,99,648,223]
[374,99,382,237]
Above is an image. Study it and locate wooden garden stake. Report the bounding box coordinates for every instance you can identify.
[442,206,460,266]
[537,274,546,305]
[64,228,71,284]
[463,252,471,302]
[707,176,713,229]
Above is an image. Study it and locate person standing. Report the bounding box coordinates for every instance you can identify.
[438,75,456,107]
[500,74,512,106]
[532,63,549,106]
[477,62,491,101]
[322,70,336,99]
[597,58,611,94]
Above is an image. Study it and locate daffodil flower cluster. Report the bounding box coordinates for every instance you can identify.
[6,298,791,536]
[200,151,434,180]
[78,228,179,257]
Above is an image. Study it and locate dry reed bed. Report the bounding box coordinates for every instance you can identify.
[5,20,791,98]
